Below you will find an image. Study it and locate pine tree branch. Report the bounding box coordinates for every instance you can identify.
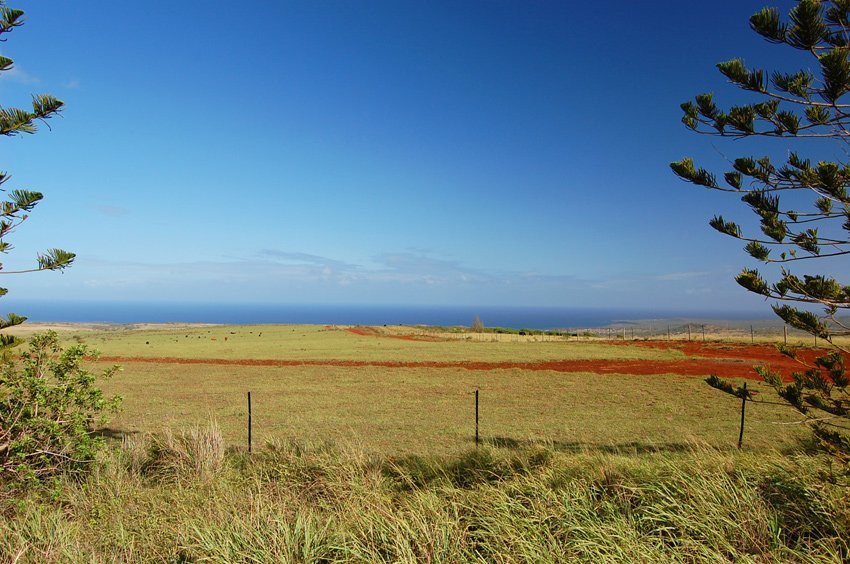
[767,250,850,263]
[0,265,70,274]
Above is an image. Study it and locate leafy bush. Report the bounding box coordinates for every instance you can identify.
[0,331,120,485]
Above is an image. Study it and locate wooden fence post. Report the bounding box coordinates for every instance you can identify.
[247,391,252,454]
[475,389,479,447]
[738,383,747,450]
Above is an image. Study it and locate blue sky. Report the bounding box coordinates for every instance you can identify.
[0,0,840,312]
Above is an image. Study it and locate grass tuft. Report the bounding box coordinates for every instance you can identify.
[128,420,225,482]
[385,446,553,490]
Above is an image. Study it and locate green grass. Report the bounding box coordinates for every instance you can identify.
[2,431,847,562]
[71,324,686,362]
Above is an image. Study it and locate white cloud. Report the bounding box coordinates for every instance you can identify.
[685,287,712,295]
[0,65,39,85]
[95,204,130,217]
[7,251,756,310]
[653,271,711,282]
[369,252,491,284]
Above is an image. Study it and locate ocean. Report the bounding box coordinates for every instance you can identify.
[1,300,775,330]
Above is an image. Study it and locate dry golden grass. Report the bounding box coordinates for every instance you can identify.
[97,360,803,456]
[23,322,802,455]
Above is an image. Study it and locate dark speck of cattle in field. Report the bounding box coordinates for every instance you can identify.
[145,341,149,345]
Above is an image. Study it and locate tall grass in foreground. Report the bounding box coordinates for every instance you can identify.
[2,423,848,562]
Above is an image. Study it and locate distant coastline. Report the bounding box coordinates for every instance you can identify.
[1,300,776,330]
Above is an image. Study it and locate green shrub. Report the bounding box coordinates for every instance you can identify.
[0,331,120,486]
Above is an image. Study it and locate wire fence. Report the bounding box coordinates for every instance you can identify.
[242,383,806,453]
[411,322,828,346]
[565,322,823,346]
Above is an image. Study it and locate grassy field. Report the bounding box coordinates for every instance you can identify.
[62,323,688,362]
[33,322,800,454]
[99,362,803,455]
[34,323,802,455]
[3,323,848,561]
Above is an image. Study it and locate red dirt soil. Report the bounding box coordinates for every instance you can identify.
[345,326,441,341]
[94,340,836,381]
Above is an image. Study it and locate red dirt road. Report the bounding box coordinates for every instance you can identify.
[94,340,832,381]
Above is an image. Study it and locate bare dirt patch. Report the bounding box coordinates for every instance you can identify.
[622,339,827,365]
[344,325,445,341]
[344,326,380,337]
